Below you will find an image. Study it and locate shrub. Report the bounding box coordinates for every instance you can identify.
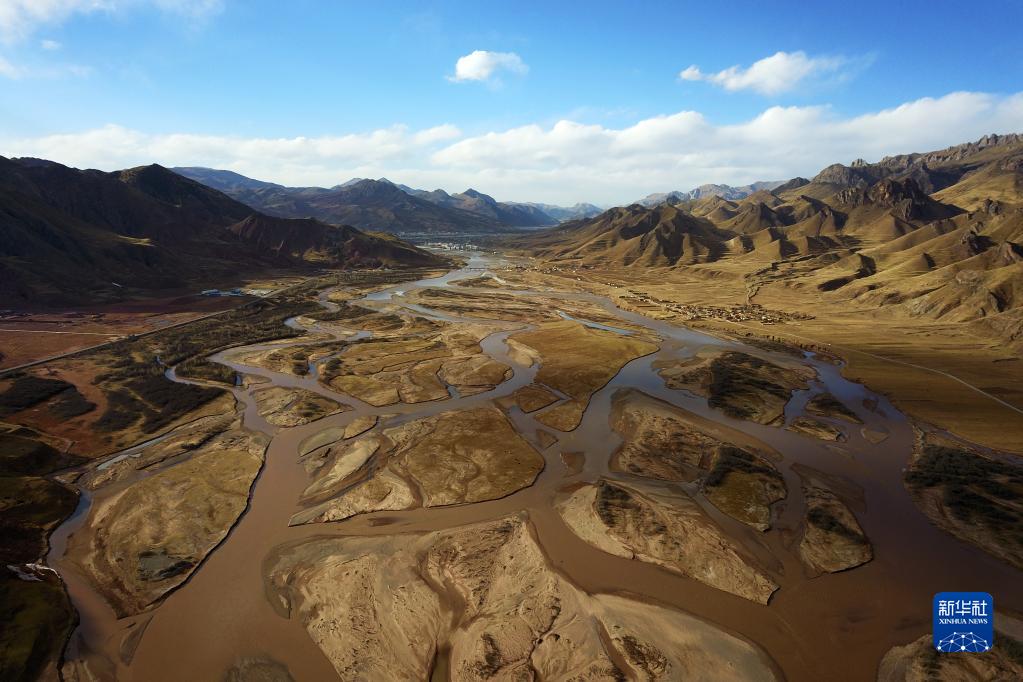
[0,376,73,417]
[47,389,96,419]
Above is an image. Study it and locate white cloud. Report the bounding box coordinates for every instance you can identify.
[0,53,20,76]
[65,62,90,76]
[411,123,461,145]
[152,0,223,20]
[678,65,701,81]
[1,1,111,42]
[449,50,527,83]
[680,51,853,95]
[1,123,464,187]
[0,53,91,78]
[431,92,1023,202]
[3,91,1021,204]
[0,0,223,42]
[40,38,61,49]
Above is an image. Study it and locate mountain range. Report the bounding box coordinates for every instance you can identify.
[174,168,603,234]
[0,159,443,305]
[507,201,604,222]
[512,134,1023,349]
[635,180,789,207]
[7,132,1021,333]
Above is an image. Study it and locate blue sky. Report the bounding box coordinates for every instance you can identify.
[1,1,1022,203]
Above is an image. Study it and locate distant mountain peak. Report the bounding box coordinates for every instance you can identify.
[635,180,786,207]
[0,156,443,303]
[172,167,284,192]
[11,156,63,169]
[175,167,582,230]
[119,162,172,179]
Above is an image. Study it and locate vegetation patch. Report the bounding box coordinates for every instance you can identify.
[703,445,786,530]
[807,507,866,543]
[705,446,779,487]
[0,431,82,477]
[799,486,872,574]
[47,388,96,419]
[805,393,862,424]
[0,476,77,563]
[176,356,238,385]
[906,441,1023,554]
[0,572,75,682]
[93,356,221,435]
[0,375,75,417]
[0,429,79,682]
[153,298,318,366]
[657,351,810,425]
[84,291,329,438]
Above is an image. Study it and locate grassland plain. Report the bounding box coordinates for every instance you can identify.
[501,261,1023,454]
[508,320,658,431]
[503,136,1023,455]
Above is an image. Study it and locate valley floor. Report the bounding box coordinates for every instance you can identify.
[2,250,1022,682]
[508,259,1023,455]
[0,274,308,371]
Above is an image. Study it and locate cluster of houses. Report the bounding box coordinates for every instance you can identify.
[200,288,273,297]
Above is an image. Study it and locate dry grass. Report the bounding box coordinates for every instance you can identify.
[76,428,268,616]
[509,320,657,430]
[527,264,1023,453]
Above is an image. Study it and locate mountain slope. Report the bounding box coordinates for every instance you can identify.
[298,179,508,234]
[0,158,444,304]
[637,180,786,207]
[399,186,556,226]
[512,204,732,266]
[510,135,1023,347]
[511,201,603,222]
[174,167,608,229]
[226,214,442,268]
[789,133,1023,200]
[173,168,518,234]
[171,167,285,193]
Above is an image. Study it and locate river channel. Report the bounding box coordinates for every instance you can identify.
[48,252,1023,681]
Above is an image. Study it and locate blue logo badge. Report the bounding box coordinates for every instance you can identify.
[933,592,993,653]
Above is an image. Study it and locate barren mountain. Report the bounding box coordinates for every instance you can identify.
[511,201,604,222]
[517,203,733,266]
[284,179,510,234]
[398,185,557,226]
[0,158,443,304]
[174,169,533,234]
[804,133,1023,196]
[510,135,1023,349]
[637,180,787,207]
[175,167,609,229]
[170,166,283,193]
[227,214,442,268]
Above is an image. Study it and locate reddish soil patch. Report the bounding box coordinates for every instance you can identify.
[0,297,247,369]
[6,361,111,457]
[0,332,112,369]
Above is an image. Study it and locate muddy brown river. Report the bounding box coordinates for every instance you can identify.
[49,252,1023,681]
